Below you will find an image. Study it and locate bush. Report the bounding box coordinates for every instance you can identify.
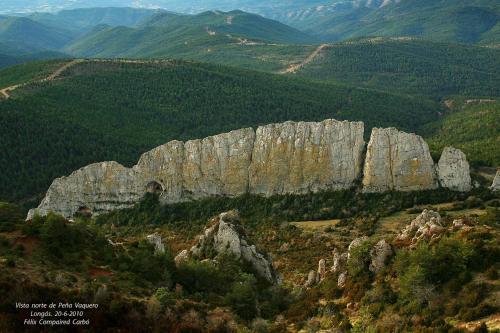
[347,239,372,280]
[154,287,176,309]
[395,238,475,310]
[478,208,500,227]
[40,213,75,257]
[176,260,228,294]
[224,274,258,321]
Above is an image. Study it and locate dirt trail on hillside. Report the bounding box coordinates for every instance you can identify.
[0,59,84,100]
[280,43,330,74]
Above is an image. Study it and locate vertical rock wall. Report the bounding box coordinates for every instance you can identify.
[248,119,365,195]
[437,147,472,192]
[27,119,474,219]
[362,127,438,192]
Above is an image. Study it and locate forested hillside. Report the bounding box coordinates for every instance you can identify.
[0,59,440,204]
[294,38,500,98]
[0,15,74,52]
[424,99,500,167]
[29,7,163,33]
[62,10,317,71]
[291,0,500,44]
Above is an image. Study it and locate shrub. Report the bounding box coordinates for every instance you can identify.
[154,287,176,309]
[347,239,372,280]
[176,260,228,294]
[224,274,258,321]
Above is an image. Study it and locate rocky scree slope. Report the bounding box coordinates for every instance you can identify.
[27,119,472,219]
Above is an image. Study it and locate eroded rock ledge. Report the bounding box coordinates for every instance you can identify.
[27,119,472,219]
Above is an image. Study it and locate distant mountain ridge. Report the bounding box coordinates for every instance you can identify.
[28,7,164,33]
[0,7,318,68]
[282,0,499,44]
[62,10,317,61]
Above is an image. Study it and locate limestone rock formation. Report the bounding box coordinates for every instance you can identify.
[174,210,278,284]
[317,258,327,281]
[362,128,438,192]
[27,119,473,220]
[146,233,165,254]
[331,248,348,273]
[28,119,364,219]
[491,170,500,192]
[396,209,444,245]
[180,128,255,200]
[27,161,143,219]
[304,270,318,288]
[437,147,472,192]
[249,120,365,195]
[369,240,392,273]
[337,272,347,288]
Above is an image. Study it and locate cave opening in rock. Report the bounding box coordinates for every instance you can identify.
[146,181,163,194]
[77,206,92,217]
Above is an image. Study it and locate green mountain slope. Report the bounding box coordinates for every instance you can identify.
[423,99,500,167]
[0,59,440,203]
[294,38,500,98]
[0,15,74,51]
[29,7,163,34]
[0,53,18,68]
[63,10,318,71]
[298,0,500,44]
[0,40,68,69]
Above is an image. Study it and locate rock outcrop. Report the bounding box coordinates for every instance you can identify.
[369,240,392,273]
[249,120,365,195]
[362,127,438,192]
[28,119,366,219]
[331,248,348,273]
[28,119,473,219]
[437,147,471,192]
[396,209,444,246]
[27,161,143,219]
[491,170,500,192]
[174,210,278,284]
[146,233,165,254]
[317,258,327,281]
[304,270,318,288]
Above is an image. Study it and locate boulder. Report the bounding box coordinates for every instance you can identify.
[396,209,444,245]
[437,147,471,192]
[331,248,348,273]
[174,249,189,266]
[317,258,327,281]
[362,127,438,192]
[337,272,347,288]
[491,170,500,192]
[369,240,392,273]
[305,270,318,288]
[146,233,165,254]
[174,210,278,284]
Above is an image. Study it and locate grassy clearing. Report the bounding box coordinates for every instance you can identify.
[290,219,341,230]
[376,202,489,237]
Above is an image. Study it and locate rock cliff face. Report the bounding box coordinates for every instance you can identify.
[362,127,438,192]
[27,119,473,219]
[27,162,143,219]
[249,120,365,195]
[437,147,472,192]
[28,119,365,219]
